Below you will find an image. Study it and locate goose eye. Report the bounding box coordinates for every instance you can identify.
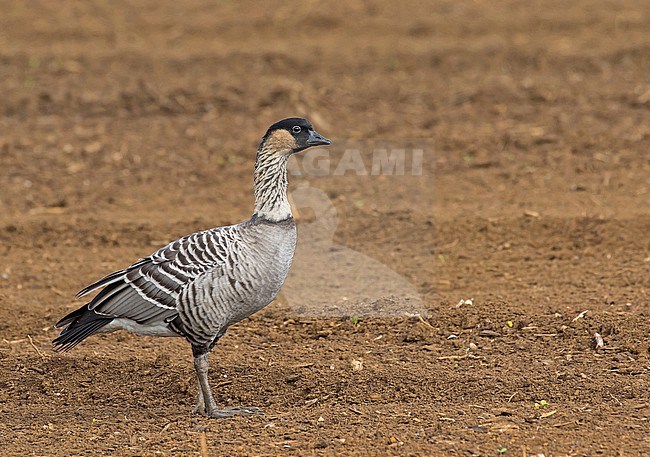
[292,126,301,134]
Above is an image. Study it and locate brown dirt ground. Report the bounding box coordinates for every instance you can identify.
[1,0,650,455]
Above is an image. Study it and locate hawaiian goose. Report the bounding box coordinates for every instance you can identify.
[53,118,331,418]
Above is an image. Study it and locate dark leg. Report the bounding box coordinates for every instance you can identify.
[192,369,206,415]
[192,346,264,418]
[193,352,219,414]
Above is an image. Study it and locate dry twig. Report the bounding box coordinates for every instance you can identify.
[437,354,482,360]
[417,314,434,329]
[28,335,47,359]
[200,431,208,457]
[572,310,589,322]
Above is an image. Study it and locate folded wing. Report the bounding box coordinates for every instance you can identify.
[53,227,237,351]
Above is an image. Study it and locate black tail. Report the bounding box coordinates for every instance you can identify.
[53,305,113,352]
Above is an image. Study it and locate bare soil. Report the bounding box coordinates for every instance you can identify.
[1,0,649,455]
